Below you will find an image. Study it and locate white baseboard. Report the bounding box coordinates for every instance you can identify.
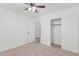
[61,46,79,53]
[0,39,35,52]
[40,40,51,46]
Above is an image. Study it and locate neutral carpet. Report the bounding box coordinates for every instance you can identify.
[0,42,79,56]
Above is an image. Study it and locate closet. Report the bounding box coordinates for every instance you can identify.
[51,18,61,47]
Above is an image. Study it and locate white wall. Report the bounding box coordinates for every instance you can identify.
[0,8,35,52]
[37,6,79,53]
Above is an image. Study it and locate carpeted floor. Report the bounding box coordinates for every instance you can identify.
[0,42,79,56]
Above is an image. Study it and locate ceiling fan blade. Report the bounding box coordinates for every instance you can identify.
[30,3,35,6]
[36,5,45,8]
[25,3,30,5]
[25,3,35,6]
[24,8,28,10]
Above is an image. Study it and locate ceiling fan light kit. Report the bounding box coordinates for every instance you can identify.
[28,7,32,11]
[28,6,36,12]
[32,6,36,12]
[24,3,45,13]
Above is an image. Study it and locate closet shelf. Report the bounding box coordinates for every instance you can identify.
[51,23,61,26]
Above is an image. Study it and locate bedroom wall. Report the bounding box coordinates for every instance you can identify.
[0,8,35,52]
[37,6,79,53]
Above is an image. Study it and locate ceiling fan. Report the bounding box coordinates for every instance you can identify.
[24,3,45,12]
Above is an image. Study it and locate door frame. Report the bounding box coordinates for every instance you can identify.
[50,18,62,47]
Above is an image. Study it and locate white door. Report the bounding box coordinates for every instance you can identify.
[27,22,35,43]
[51,24,61,45]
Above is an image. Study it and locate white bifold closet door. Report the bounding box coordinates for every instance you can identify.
[51,18,61,45]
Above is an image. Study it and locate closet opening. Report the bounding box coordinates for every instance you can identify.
[51,18,61,48]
